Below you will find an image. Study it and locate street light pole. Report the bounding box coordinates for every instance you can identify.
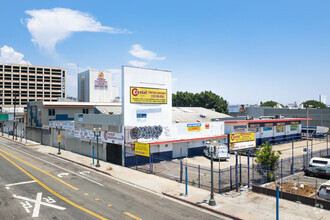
[93,127,101,167]
[56,125,63,155]
[207,141,217,206]
[13,92,17,140]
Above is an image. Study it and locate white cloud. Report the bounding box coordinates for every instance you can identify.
[24,8,129,53]
[0,45,31,65]
[129,44,165,61]
[128,60,148,67]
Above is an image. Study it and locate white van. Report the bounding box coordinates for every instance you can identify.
[317,180,330,200]
[309,157,330,167]
[204,144,229,161]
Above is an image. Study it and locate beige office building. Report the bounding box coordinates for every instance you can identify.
[0,64,66,110]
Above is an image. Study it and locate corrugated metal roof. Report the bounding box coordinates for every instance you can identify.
[95,106,122,115]
[172,107,231,123]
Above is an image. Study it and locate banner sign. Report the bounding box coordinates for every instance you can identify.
[103,131,124,145]
[263,127,272,131]
[187,123,202,131]
[230,140,256,151]
[130,87,167,104]
[229,132,255,143]
[135,142,150,157]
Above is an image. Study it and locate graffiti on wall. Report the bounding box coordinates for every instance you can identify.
[130,125,163,139]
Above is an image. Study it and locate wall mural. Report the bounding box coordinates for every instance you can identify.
[130,125,163,139]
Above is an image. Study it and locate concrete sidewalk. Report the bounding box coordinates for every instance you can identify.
[1,135,329,220]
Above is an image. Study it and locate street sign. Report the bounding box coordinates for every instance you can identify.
[0,114,9,120]
[57,134,62,142]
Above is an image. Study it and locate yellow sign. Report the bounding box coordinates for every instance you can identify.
[229,132,255,143]
[130,87,167,104]
[135,142,150,157]
[57,134,62,142]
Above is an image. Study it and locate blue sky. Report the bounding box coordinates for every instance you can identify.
[1,0,330,105]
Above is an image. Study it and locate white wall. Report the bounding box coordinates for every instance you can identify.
[122,66,172,127]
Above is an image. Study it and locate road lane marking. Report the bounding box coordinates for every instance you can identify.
[79,171,90,175]
[107,204,112,207]
[95,198,99,201]
[32,193,42,217]
[84,193,88,195]
[57,173,69,178]
[0,142,104,186]
[0,149,79,191]
[124,212,142,220]
[0,152,108,220]
[14,194,66,211]
[5,180,36,187]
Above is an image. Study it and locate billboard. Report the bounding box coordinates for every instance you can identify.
[229,132,255,143]
[135,142,150,157]
[130,87,167,104]
[228,105,245,113]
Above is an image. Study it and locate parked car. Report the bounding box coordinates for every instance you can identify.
[317,180,330,200]
[304,166,330,179]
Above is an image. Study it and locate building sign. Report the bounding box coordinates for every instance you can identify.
[187,123,202,131]
[234,125,247,131]
[230,140,256,151]
[135,142,150,157]
[103,131,124,145]
[130,87,167,104]
[264,123,273,127]
[205,123,210,129]
[276,126,284,133]
[290,125,298,131]
[277,122,285,126]
[94,72,108,88]
[249,123,261,128]
[263,127,272,131]
[290,121,299,125]
[229,132,255,143]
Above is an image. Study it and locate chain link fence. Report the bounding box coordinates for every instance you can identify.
[127,135,329,193]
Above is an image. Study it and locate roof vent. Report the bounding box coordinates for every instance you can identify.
[200,114,206,118]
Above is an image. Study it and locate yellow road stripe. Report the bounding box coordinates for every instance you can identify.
[124,212,142,220]
[84,193,88,195]
[0,152,108,220]
[108,204,112,207]
[0,149,78,191]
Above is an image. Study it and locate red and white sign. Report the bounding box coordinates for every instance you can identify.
[94,72,108,88]
[102,131,124,145]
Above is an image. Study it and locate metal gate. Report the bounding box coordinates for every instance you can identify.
[106,143,122,165]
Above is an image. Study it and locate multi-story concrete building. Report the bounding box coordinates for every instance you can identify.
[0,63,66,110]
[78,69,118,103]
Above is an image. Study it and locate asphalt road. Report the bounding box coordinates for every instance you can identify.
[0,138,222,220]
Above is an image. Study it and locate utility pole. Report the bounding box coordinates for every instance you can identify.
[13,91,17,140]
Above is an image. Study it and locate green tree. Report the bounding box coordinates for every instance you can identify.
[255,142,282,181]
[260,100,279,108]
[172,91,228,114]
[302,100,327,109]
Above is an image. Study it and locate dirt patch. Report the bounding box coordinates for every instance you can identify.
[268,182,316,197]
